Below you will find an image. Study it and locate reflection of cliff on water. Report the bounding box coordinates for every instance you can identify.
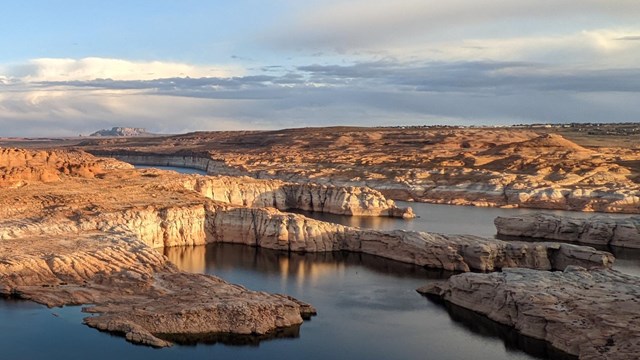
[157,324,300,347]
[165,243,456,285]
[164,245,207,273]
[423,295,578,360]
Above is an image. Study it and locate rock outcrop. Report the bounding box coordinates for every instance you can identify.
[0,148,621,350]
[180,175,415,218]
[90,127,153,137]
[0,232,314,348]
[495,214,640,248]
[0,148,132,187]
[419,267,640,360]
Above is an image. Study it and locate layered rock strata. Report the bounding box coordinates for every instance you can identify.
[0,151,619,349]
[419,267,640,360]
[0,182,613,273]
[495,214,640,248]
[205,205,614,272]
[180,175,414,218]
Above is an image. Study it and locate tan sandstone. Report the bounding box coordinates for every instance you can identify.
[73,127,640,213]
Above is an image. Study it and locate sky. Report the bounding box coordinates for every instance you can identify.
[1,0,639,136]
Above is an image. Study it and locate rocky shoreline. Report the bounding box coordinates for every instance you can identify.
[88,151,640,214]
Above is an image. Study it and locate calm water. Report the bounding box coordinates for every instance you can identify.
[0,245,575,360]
[296,201,640,277]
[0,165,632,358]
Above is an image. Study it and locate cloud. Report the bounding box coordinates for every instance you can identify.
[2,57,639,137]
[1,57,244,82]
[267,0,640,52]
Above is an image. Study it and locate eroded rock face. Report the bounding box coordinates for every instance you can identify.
[495,214,640,248]
[0,150,618,350]
[180,175,414,218]
[205,204,614,272]
[419,267,640,360]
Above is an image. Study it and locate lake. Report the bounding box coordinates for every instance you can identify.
[2,164,634,359]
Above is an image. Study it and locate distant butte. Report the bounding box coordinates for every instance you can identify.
[89,127,155,137]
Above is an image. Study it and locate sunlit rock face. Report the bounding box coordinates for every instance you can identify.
[181,175,414,218]
[204,204,613,272]
[0,147,132,186]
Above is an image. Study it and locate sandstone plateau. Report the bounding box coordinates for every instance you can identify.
[0,147,618,350]
[68,127,640,213]
[420,267,640,360]
[496,214,640,248]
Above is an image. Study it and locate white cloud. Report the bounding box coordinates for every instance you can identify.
[268,0,640,52]
[1,57,245,82]
[411,29,640,67]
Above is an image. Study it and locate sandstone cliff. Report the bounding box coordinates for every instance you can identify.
[180,175,414,218]
[419,267,640,360]
[495,214,640,248]
[205,204,613,272]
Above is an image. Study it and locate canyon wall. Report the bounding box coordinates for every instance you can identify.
[204,204,614,272]
[180,175,414,218]
[0,199,613,272]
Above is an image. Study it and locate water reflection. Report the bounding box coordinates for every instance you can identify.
[424,295,578,360]
[164,243,554,360]
[157,325,301,347]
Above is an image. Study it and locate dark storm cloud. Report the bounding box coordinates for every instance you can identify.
[298,61,640,93]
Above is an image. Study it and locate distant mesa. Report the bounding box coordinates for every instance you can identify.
[90,127,153,137]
